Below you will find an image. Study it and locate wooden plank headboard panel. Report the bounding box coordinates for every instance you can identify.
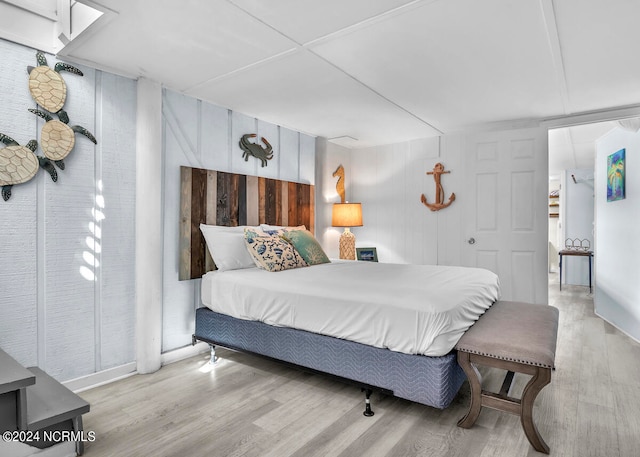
[179,166,315,280]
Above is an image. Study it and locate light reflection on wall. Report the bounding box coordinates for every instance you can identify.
[80,179,105,281]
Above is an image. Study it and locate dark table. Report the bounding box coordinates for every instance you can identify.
[559,249,593,293]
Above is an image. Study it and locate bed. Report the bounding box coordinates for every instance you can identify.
[181,166,500,410]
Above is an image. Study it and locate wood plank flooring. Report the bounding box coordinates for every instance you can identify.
[79,276,640,456]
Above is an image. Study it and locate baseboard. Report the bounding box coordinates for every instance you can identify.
[63,362,137,393]
[161,341,209,366]
[61,344,209,393]
[595,310,640,345]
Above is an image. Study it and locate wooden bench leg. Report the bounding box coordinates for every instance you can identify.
[457,351,483,428]
[520,367,551,454]
[457,351,552,454]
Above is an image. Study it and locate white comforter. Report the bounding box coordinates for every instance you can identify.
[201,261,500,356]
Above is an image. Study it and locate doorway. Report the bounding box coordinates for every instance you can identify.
[547,121,616,290]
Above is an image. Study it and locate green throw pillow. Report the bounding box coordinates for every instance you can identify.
[282,229,330,265]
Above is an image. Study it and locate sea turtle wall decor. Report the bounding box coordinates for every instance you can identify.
[0,133,58,201]
[29,108,97,170]
[239,133,273,167]
[27,51,83,114]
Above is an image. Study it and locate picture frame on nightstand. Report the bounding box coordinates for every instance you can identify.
[356,247,378,262]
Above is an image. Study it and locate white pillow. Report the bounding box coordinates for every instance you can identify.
[199,224,258,271]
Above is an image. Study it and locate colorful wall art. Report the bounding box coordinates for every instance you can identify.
[607,148,625,202]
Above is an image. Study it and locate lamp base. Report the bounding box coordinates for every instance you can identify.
[339,228,356,260]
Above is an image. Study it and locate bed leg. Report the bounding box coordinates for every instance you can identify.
[209,344,218,364]
[362,388,374,417]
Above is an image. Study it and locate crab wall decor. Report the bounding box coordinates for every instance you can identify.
[29,108,97,170]
[27,51,83,114]
[420,162,456,211]
[239,134,273,167]
[0,133,57,201]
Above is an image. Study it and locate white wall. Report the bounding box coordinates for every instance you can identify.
[0,39,137,381]
[315,127,549,305]
[0,37,317,382]
[161,90,316,352]
[316,136,461,266]
[350,137,447,265]
[314,138,351,259]
[595,128,640,342]
[562,168,594,286]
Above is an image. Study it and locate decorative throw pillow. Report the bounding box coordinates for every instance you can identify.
[199,224,257,271]
[282,229,330,265]
[244,228,308,272]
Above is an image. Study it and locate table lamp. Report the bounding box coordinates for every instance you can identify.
[332,202,363,260]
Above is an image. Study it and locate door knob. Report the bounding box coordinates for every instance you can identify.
[467,237,476,245]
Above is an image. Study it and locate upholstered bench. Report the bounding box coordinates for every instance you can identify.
[455,301,559,454]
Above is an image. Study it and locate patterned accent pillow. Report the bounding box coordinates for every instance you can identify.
[282,229,330,265]
[260,224,306,237]
[244,228,308,272]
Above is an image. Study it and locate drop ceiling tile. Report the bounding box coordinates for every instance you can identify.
[310,0,565,131]
[60,0,640,152]
[193,49,439,147]
[65,0,296,91]
[554,0,640,112]
[228,0,418,44]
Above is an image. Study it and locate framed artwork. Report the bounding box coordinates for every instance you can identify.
[356,247,378,262]
[607,148,625,202]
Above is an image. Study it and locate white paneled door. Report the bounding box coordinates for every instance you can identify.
[462,128,548,304]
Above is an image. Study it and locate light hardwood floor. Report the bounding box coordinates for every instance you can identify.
[79,277,640,456]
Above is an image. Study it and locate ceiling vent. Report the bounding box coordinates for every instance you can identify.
[329,136,359,148]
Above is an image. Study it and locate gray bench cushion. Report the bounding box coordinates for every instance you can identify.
[455,301,559,369]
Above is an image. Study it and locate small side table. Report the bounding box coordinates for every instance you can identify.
[0,348,36,430]
[558,250,593,293]
[0,348,90,455]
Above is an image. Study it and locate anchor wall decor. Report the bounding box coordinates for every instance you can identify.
[420,162,455,211]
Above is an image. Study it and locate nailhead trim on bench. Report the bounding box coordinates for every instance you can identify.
[454,300,559,370]
[455,348,554,369]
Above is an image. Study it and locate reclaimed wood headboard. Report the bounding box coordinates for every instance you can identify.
[179,166,315,280]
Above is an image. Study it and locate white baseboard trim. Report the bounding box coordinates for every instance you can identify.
[595,310,640,345]
[63,362,137,393]
[61,344,209,393]
[161,342,209,366]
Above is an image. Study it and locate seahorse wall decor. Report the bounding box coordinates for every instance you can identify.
[420,162,455,211]
[333,164,345,203]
